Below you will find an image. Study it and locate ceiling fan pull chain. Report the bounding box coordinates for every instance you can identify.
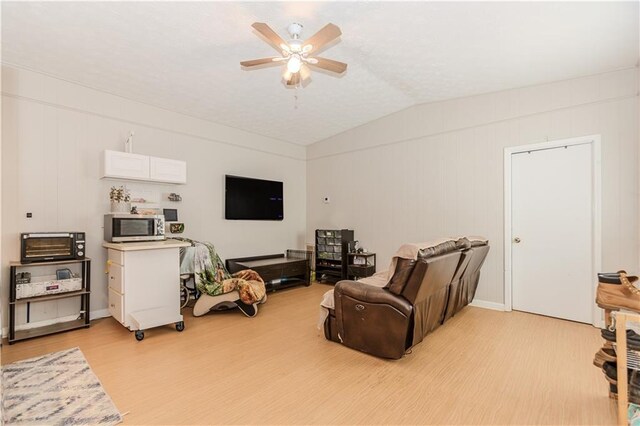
[294,87,299,109]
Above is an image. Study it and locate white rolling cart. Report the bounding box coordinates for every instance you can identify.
[103,239,191,341]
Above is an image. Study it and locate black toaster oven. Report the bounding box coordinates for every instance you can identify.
[20,232,85,263]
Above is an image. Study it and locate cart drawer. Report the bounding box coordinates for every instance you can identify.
[108,249,124,266]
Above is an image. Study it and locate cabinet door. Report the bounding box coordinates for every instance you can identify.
[103,150,150,180]
[108,288,125,324]
[108,263,125,294]
[149,157,187,184]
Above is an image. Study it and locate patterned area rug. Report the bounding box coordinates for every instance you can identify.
[2,347,122,425]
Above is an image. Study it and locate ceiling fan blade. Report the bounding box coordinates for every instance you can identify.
[309,57,347,74]
[252,22,289,54]
[302,23,342,54]
[240,57,283,68]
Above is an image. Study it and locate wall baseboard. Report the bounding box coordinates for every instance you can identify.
[91,309,111,320]
[470,299,506,311]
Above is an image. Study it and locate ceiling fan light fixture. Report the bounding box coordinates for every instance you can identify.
[287,55,302,73]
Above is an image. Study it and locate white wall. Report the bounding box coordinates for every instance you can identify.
[2,64,639,327]
[307,68,640,307]
[1,65,307,330]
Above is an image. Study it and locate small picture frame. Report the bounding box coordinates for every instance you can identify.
[170,223,185,234]
[163,208,178,222]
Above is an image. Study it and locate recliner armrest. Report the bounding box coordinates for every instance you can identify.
[335,280,412,317]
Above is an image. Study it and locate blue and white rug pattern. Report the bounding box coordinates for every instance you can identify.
[2,347,122,425]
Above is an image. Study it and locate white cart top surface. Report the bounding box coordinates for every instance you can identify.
[102,239,191,252]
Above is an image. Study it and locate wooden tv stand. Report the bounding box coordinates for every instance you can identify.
[226,250,311,292]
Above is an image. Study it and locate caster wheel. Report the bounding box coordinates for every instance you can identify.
[135,330,144,341]
[176,321,185,332]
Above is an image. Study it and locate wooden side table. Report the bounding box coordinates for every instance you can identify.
[347,252,376,280]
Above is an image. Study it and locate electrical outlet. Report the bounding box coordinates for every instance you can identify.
[26,212,32,218]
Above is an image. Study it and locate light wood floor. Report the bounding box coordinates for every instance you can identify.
[2,282,615,425]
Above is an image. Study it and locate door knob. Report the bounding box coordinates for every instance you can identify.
[513,237,521,243]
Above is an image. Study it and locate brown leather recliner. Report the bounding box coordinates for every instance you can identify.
[323,239,490,359]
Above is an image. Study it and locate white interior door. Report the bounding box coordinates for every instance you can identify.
[511,143,593,323]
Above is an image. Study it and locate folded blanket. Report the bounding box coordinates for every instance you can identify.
[225,270,267,305]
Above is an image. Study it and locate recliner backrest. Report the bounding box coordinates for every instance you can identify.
[462,243,490,302]
[403,249,462,345]
[383,240,460,298]
[401,250,461,304]
[466,243,489,273]
[385,258,417,295]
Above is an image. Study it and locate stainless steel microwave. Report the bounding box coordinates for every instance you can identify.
[21,232,85,263]
[104,214,165,243]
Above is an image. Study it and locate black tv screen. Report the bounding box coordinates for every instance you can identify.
[225,175,283,220]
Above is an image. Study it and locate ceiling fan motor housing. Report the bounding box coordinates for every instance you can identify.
[288,22,303,38]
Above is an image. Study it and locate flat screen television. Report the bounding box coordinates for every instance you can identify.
[225,175,284,221]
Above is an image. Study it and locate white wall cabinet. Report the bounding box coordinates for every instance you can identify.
[102,150,186,184]
[103,150,150,180]
[149,156,187,184]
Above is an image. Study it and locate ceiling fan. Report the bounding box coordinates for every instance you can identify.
[241,22,347,87]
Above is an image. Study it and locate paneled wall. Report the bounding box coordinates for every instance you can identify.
[1,65,307,330]
[307,68,640,307]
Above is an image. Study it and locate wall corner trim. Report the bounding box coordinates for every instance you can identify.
[470,299,506,312]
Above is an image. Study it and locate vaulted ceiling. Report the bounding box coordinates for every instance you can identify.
[2,1,638,145]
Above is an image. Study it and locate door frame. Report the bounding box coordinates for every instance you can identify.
[503,135,602,327]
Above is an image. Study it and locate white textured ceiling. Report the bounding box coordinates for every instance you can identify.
[2,1,638,145]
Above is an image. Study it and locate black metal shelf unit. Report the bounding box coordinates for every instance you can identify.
[9,258,91,344]
[315,229,354,283]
